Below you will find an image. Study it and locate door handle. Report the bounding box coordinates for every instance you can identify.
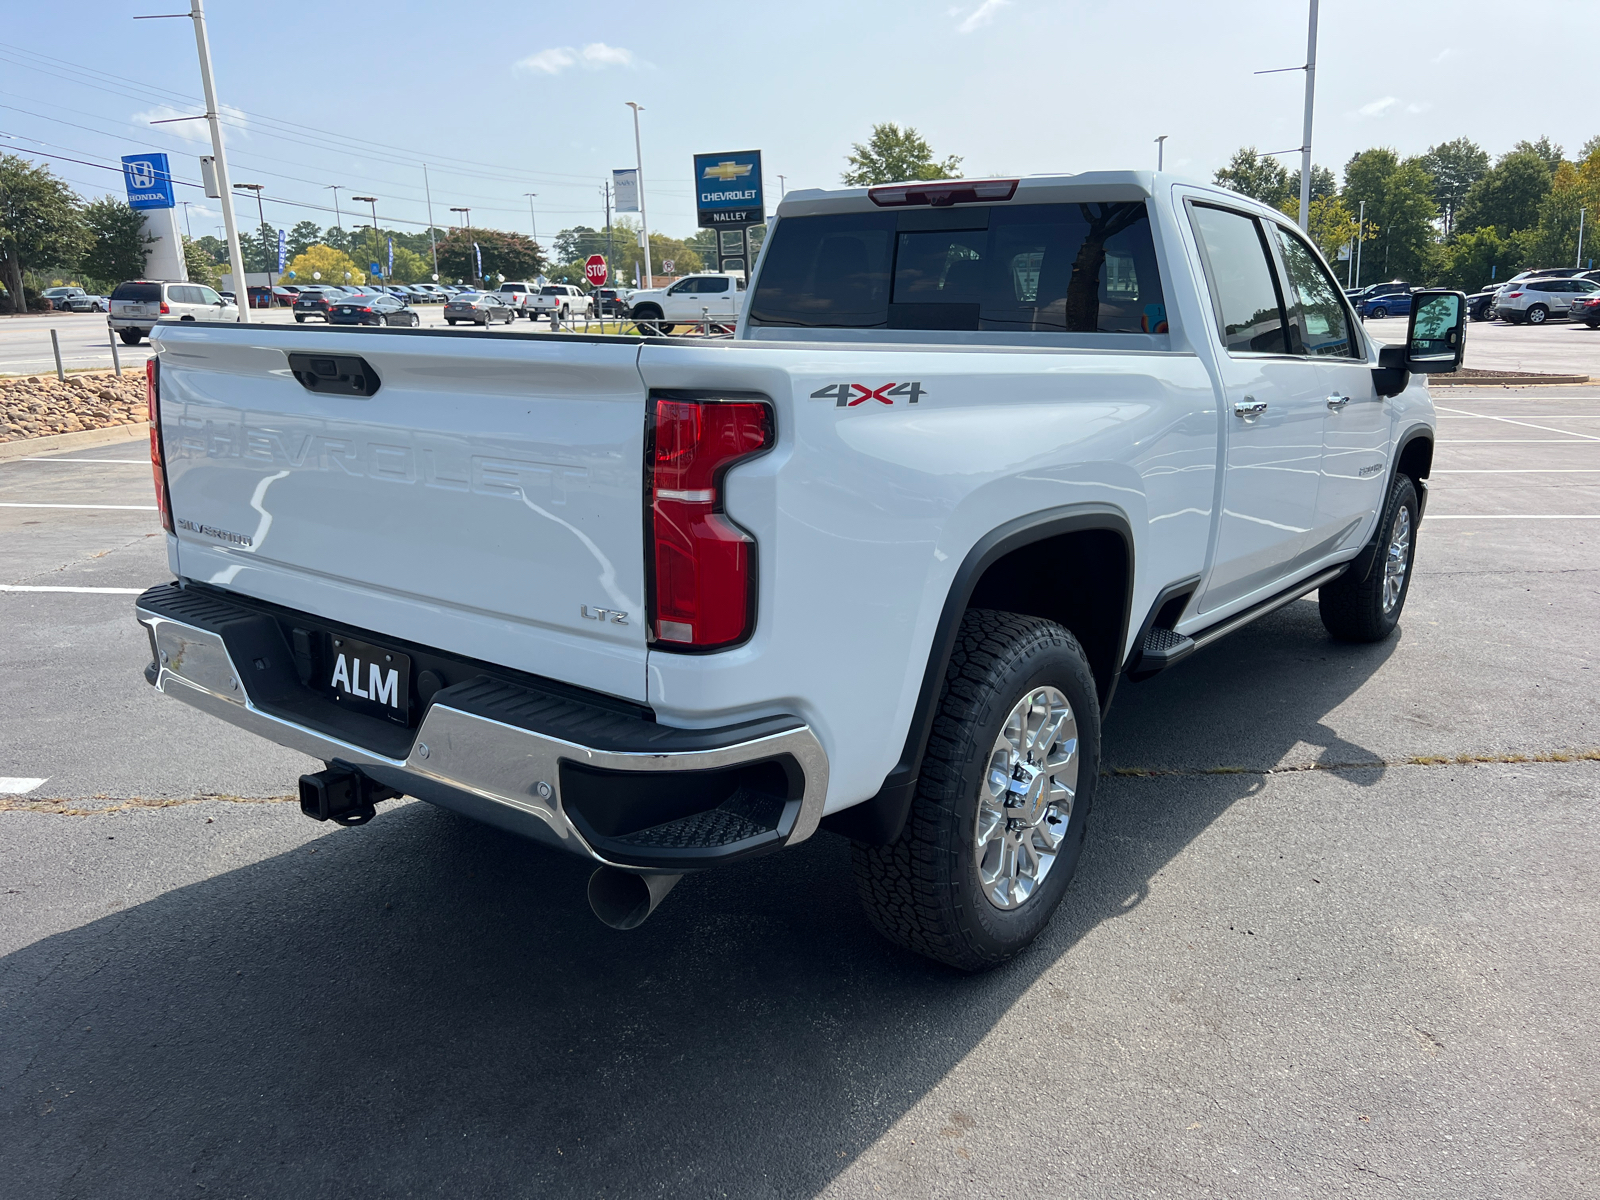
[1326,394,1350,410]
[1234,397,1268,418]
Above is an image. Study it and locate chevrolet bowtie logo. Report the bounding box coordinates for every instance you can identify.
[702,160,752,182]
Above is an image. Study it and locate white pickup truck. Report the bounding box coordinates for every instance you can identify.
[526,283,592,323]
[134,172,1461,969]
[627,271,746,332]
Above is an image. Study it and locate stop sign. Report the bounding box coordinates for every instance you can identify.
[584,255,608,287]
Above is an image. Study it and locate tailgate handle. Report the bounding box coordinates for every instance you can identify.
[287,352,380,398]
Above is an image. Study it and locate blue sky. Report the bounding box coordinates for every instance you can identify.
[3,0,1596,244]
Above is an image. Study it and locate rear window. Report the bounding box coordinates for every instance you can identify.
[749,201,1166,333]
[540,286,561,295]
[111,282,161,302]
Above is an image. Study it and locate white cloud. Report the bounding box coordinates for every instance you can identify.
[957,0,1009,33]
[1406,101,1433,115]
[515,42,635,74]
[1358,96,1397,117]
[1432,48,1454,64]
[132,103,247,142]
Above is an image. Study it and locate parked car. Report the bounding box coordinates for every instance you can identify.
[135,170,1458,968]
[1495,276,1600,324]
[1568,293,1600,328]
[62,293,109,313]
[292,288,343,322]
[413,284,451,303]
[1360,292,1413,320]
[1466,288,1499,322]
[443,291,516,325]
[326,293,421,327]
[528,283,593,322]
[41,286,88,310]
[107,279,237,344]
[627,273,746,331]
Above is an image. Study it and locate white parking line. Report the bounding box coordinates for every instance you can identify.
[1432,468,1600,474]
[1435,405,1600,442]
[1427,514,1600,520]
[0,584,146,594]
[0,777,48,795]
[0,502,157,510]
[15,457,150,465]
[1438,439,1594,444]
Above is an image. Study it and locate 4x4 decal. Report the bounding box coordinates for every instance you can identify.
[809,382,928,407]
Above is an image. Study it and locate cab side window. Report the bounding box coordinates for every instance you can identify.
[699,276,730,294]
[1270,225,1359,359]
[1188,204,1287,354]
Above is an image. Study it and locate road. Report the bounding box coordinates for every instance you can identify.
[4,305,1599,378]
[1,387,1597,1197]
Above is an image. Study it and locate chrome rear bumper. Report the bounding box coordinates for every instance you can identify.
[136,585,828,869]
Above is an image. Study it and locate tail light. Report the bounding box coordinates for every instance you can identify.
[1506,291,1524,298]
[647,398,773,650]
[360,306,373,312]
[158,300,170,314]
[146,358,174,534]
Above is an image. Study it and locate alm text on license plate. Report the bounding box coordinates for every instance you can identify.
[325,634,411,724]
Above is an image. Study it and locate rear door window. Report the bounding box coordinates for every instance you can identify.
[1187,204,1288,354]
[748,201,1166,333]
[699,276,730,293]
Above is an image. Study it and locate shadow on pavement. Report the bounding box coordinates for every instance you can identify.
[0,600,1395,1198]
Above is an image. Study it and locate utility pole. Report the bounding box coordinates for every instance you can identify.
[233,182,268,304]
[626,102,652,285]
[602,180,613,276]
[450,206,470,230]
[1297,0,1319,232]
[352,195,379,283]
[180,200,195,239]
[778,174,787,197]
[422,165,438,277]
[523,192,539,247]
[324,184,343,232]
[1353,200,1365,290]
[1578,207,1587,269]
[187,0,247,321]
[1155,135,1167,171]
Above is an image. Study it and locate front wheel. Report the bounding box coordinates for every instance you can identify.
[852,610,1100,971]
[1318,473,1419,643]
[1526,304,1549,325]
[410,313,421,328]
[1369,305,1388,320]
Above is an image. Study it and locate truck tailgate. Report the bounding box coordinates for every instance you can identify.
[154,324,649,701]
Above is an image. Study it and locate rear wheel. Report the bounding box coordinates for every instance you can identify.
[295,315,306,323]
[852,610,1100,971]
[1318,473,1419,643]
[118,329,142,345]
[1526,304,1549,325]
[1369,305,1388,320]
[410,313,420,328]
[446,318,457,325]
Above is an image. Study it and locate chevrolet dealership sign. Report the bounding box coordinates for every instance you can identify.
[694,150,763,228]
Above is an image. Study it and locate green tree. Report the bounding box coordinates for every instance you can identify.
[1457,148,1552,236]
[182,237,221,288]
[79,196,154,285]
[1277,193,1366,263]
[193,234,227,265]
[435,227,546,283]
[286,220,322,258]
[0,153,87,312]
[1341,149,1440,282]
[1214,147,1290,204]
[841,123,962,186]
[1530,162,1590,267]
[321,225,351,254]
[387,243,429,283]
[1436,228,1518,292]
[1513,137,1565,177]
[1418,137,1489,234]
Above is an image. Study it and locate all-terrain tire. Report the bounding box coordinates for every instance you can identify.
[1318,473,1419,642]
[852,609,1100,972]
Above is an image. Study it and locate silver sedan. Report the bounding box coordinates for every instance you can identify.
[443,292,516,326]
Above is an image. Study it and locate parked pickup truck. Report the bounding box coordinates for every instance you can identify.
[134,172,1462,969]
[526,283,592,323]
[627,271,745,332]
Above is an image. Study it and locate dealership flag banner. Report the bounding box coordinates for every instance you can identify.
[473,241,483,280]
[277,229,287,272]
[388,237,394,278]
[613,168,640,213]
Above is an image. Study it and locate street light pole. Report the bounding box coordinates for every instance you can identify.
[523,192,539,248]
[352,196,378,283]
[233,182,269,304]
[422,165,438,276]
[187,0,248,322]
[1155,135,1168,171]
[324,184,343,233]
[1353,199,1365,289]
[626,102,652,285]
[450,206,470,230]
[1578,207,1587,269]
[180,200,194,239]
[777,174,787,197]
[1297,0,1319,233]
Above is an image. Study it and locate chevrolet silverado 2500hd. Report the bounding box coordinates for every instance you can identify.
[134,172,1463,969]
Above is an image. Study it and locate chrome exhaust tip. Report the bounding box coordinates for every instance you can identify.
[586,867,683,931]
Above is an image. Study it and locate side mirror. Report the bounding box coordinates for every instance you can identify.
[1405,289,1466,373]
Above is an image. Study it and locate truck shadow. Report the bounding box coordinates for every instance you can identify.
[1,601,1395,1198]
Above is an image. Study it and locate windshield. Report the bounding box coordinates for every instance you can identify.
[749,201,1166,333]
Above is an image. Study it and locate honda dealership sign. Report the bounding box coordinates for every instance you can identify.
[693,150,763,227]
[122,153,175,210]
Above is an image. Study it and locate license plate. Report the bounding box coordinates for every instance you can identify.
[324,634,411,724]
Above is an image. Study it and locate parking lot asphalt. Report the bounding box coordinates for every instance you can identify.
[2,387,1597,1198]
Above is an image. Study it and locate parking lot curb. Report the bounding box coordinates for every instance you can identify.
[1433,373,1590,386]
[0,422,147,462]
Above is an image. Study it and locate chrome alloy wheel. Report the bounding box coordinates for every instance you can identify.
[975,686,1079,910]
[1382,503,1412,614]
